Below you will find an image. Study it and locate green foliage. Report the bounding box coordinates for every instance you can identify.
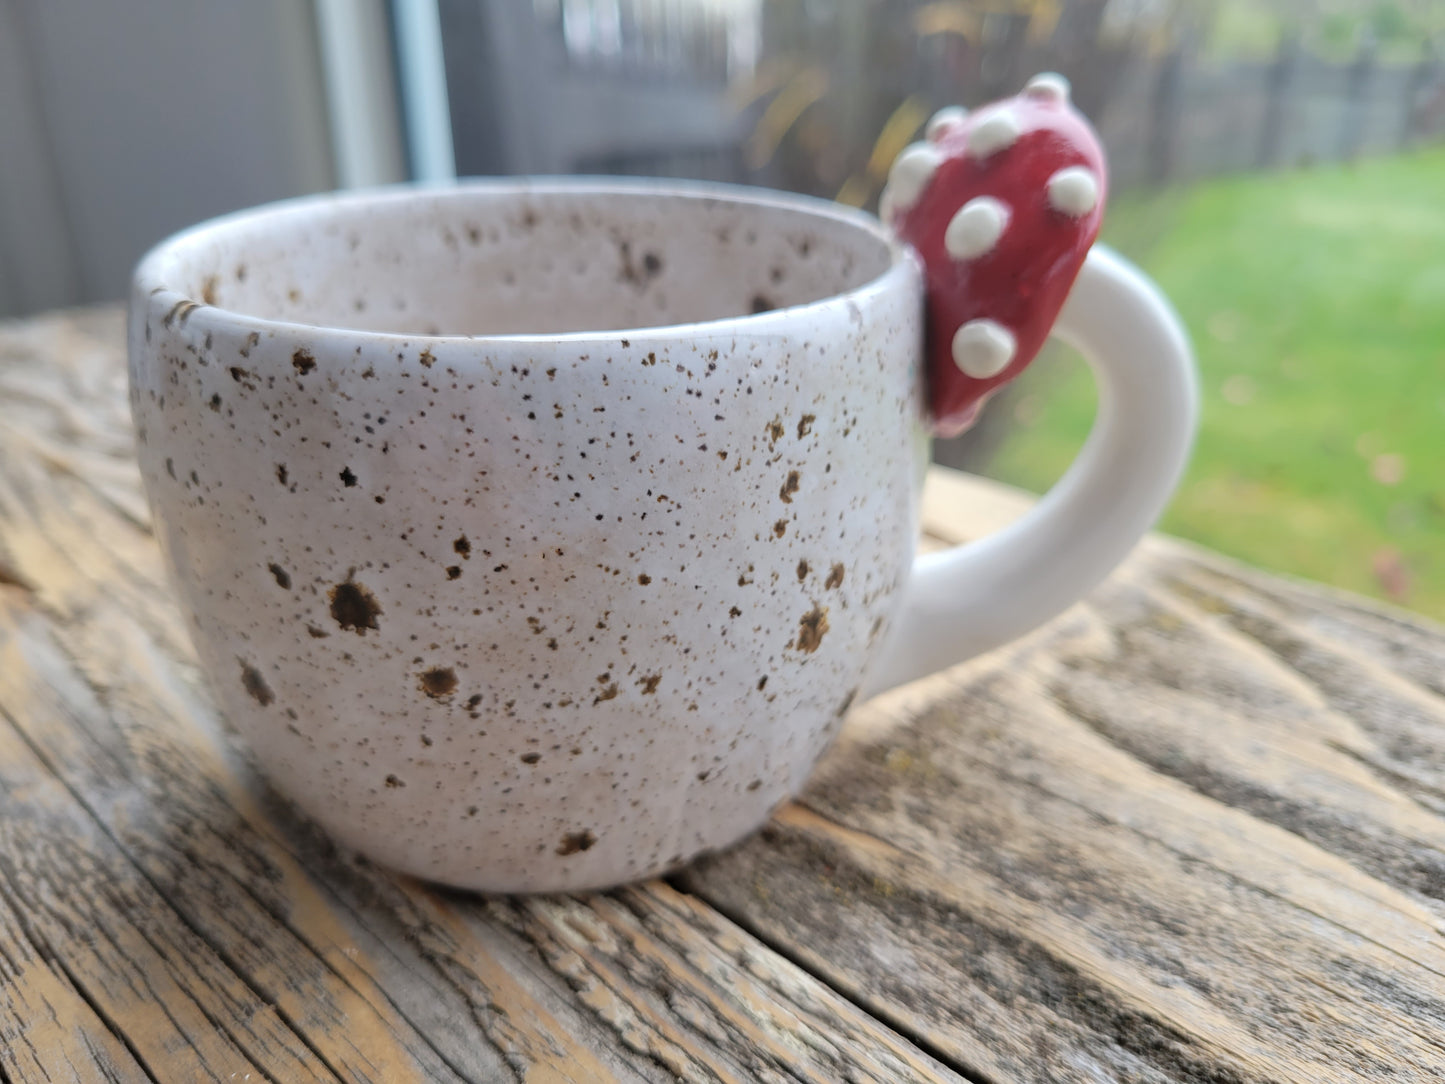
[984,148,1445,620]
[1369,1,1413,41]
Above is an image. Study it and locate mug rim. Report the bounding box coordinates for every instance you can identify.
[132,177,915,346]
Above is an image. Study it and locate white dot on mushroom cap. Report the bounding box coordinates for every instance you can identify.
[926,106,968,142]
[886,142,944,211]
[1047,166,1099,217]
[966,109,1021,160]
[1024,72,1071,103]
[951,320,1017,379]
[945,196,1010,260]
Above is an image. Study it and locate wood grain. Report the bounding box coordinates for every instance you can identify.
[686,475,1445,1083]
[5,307,1445,1083]
[0,309,963,1083]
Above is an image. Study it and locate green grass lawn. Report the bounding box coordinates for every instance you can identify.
[984,146,1445,621]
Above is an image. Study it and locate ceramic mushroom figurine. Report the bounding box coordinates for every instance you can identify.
[881,73,1107,436]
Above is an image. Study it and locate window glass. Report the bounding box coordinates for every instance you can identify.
[443,0,1445,619]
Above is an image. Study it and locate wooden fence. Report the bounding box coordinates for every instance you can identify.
[742,2,1445,205]
[1104,39,1445,190]
[442,2,1445,199]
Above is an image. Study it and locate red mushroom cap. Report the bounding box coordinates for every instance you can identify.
[883,74,1107,436]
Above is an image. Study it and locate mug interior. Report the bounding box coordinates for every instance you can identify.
[138,182,897,337]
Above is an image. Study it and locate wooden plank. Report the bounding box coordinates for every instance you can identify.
[490,886,959,1082]
[12,304,1445,1082]
[686,488,1445,1082]
[0,307,971,1081]
[0,643,333,1082]
[0,604,480,1083]
[0,876,150,1084]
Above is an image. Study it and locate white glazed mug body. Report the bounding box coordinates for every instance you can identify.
[129,181,928,892]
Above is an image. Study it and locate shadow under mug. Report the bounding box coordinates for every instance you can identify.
[129,179,1196,892]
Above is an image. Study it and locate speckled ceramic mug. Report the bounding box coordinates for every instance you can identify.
[129,180,1195,892]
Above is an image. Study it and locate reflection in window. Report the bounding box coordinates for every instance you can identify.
[439,0,1445,617]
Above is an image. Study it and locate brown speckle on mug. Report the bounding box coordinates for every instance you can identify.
[795,605,830,653]
[556,830,596,856]
[418,666,458,700]
[239,661,274,706]
[163,299,198,328]
[780,471,800,503]
[328,577,382,634]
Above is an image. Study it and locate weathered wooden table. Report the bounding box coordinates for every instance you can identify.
[3,308,1445,1083]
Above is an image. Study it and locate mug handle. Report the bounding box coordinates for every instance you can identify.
[862,244,1199,697]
